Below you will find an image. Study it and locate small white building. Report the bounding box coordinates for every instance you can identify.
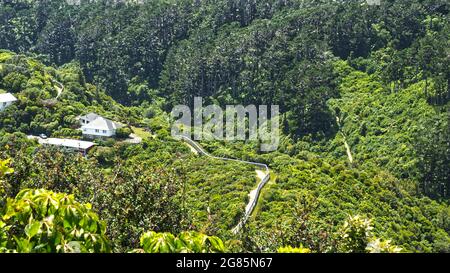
[0,93,17,111]
[81,116,123,138]
[27,136,95,155]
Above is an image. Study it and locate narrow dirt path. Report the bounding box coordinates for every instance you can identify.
[336,116,354,164]
[185,142,199,155]
[343,137,354,164]
[53,80,64,99]
[181,136,270,234]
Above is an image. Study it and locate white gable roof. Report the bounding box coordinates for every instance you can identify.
[81,116,123,131]
[0,93,17,103]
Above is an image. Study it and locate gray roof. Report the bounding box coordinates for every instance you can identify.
[81,116,123,131]
[78,112,101,123]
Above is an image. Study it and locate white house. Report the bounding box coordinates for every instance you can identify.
[81,116,123,138]
[0,93,17,111]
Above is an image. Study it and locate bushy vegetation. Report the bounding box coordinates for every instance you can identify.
[137,231,227,253]
[0,162,403,253]
[0,50,141,138]
[0,0,448,253]
[0,186,110,252]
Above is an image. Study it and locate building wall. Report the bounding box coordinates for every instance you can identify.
[0,101,13,111]
[82,127,115,137]
[42,145,92,156]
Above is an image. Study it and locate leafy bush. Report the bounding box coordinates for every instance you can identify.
[137,231,226,253]
[0,188,110,253]
[339,215,402,253]
[116,127,132,139]
[277,246,311,253]
[339,215,374,253]
[0,159,13,187]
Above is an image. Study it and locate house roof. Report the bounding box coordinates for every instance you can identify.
[78,112,101,122]
[0,93,17,103]
[81,116,123,131]
[38,138,95,150]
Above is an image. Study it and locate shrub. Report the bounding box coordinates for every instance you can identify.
[277,246,311,253]
[0,188,111,253]
[137,231,226,253]
[116,127,132,138]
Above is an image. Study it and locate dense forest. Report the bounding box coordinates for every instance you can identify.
[0,0,449,253]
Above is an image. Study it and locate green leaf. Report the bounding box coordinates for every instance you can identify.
[25,221,41,239]
[208,236,225,253]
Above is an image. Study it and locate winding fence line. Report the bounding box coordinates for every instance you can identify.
[181,136,270,234]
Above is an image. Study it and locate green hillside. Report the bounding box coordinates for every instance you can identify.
[0,0,448,253]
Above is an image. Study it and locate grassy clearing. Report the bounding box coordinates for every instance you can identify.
[131,126,154,139]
